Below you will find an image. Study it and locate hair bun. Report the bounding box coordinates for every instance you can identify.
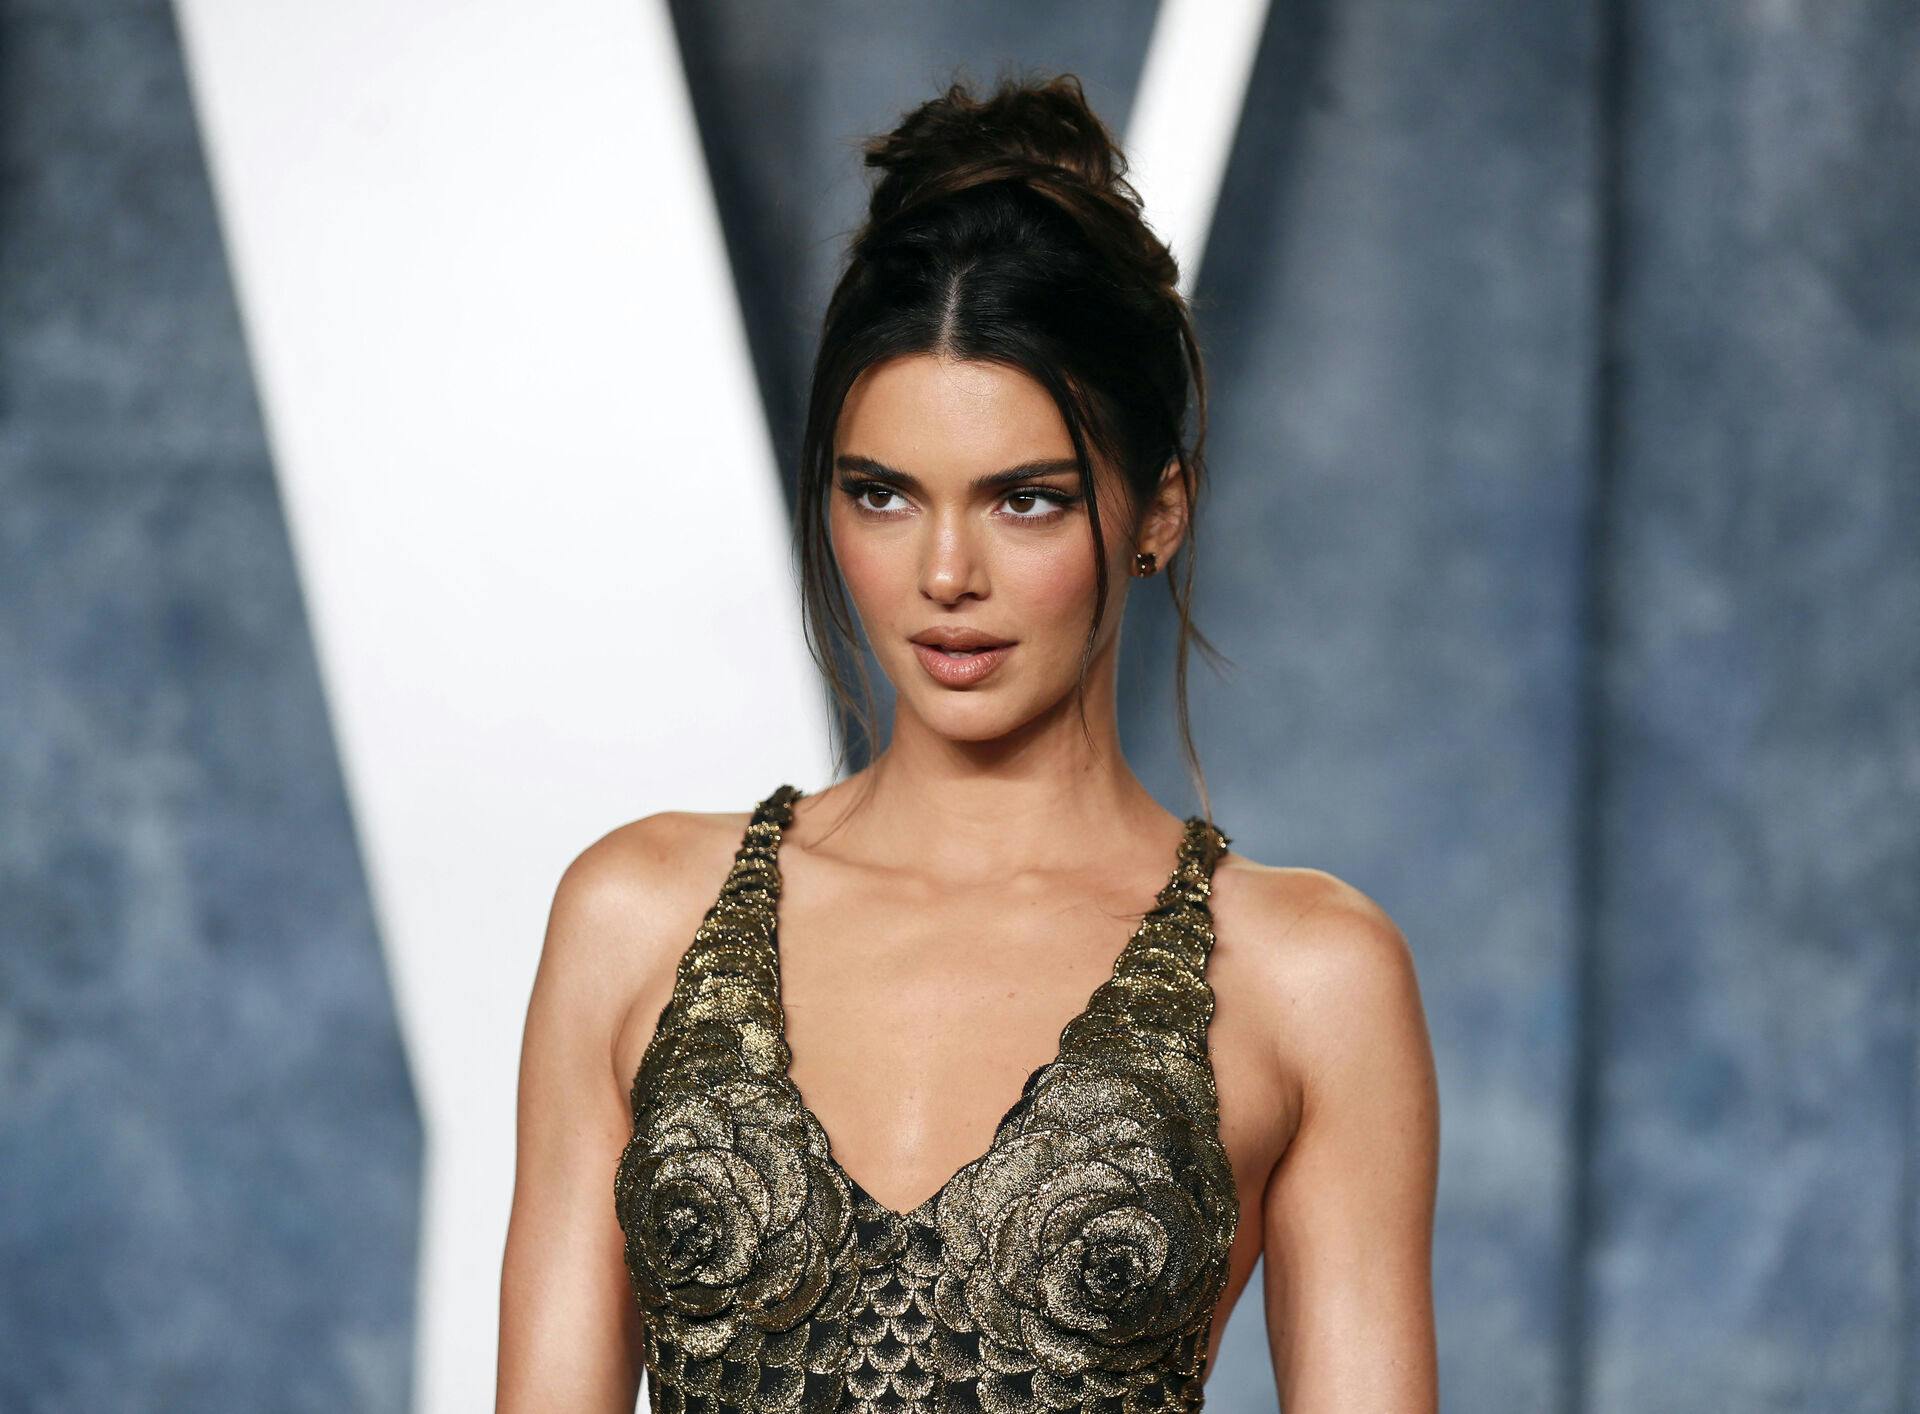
[861,71,1138,228]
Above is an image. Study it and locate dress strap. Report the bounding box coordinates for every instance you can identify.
[632,785,803,1118]
[1061,814,1232,1064]
[1141,814,1232,966]
[751,781,804,829]
[1173,814,1232,901]
[727,782,802,890]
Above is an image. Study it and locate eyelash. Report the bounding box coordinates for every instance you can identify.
[838,479,1079,523]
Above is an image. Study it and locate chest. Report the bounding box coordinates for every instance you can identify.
[773,879,1171,1195]
[618,1035,1234,1414]
[612,787,1241,1411]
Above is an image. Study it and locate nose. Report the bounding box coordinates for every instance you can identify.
[919,512,987,606]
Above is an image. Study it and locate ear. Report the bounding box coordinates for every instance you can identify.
[1134,456,1191,565]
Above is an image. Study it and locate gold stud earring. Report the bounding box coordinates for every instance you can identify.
[1132,549,1158,577]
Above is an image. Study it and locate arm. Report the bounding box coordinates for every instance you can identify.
[497,824,681,1411]
[1261,884,1440,1411]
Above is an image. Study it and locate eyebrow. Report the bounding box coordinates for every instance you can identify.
[833,453,1082,495]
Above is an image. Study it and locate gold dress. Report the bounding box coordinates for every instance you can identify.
[614,784,1239,1414]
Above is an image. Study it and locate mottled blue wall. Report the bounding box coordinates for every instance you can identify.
[1581,5,1920,1410]
[1169,3,1597,1405]
[3,1,1913,1411]
[0,1,422,1410]
[671,2,1919,1413]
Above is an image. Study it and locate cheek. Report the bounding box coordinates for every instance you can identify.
[997,534,1102,627]
[828,511,904,611]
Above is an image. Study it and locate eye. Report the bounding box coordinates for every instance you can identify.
[840,480,911,516]
[999,487,1077,521]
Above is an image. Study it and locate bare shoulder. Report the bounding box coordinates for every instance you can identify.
[1207,851,1429,1091]
[1210,851,1416,992]
[531,805,755,1090]
[551,806,746,933]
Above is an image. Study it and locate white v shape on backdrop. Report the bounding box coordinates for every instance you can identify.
[170,0,1268,1407]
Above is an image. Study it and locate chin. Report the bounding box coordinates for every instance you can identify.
[909,690,1033,743]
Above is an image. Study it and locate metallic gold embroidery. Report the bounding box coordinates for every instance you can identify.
[615,784,1237,1413]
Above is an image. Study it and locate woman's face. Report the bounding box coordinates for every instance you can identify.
[829,353,1165,744]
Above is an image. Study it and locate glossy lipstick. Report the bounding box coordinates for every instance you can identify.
[908,628,1015,688]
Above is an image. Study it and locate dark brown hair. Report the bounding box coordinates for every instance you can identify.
[796,68,1226,816]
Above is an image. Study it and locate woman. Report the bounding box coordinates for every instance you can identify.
[499,71,1439,1413]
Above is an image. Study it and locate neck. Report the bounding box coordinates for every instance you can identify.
[810,645,1181,880]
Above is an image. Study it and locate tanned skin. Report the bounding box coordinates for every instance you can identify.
[497,353,1440,1412]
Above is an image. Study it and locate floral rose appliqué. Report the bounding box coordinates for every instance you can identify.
[616,1045,857,1360]
[930,1051,1236,1381]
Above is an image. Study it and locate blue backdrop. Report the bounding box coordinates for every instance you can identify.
[2,1,1914,1410]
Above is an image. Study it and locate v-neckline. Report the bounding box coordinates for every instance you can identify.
[760,792,1212,1224]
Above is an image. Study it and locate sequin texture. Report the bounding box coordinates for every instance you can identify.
[614,784,1239,1413]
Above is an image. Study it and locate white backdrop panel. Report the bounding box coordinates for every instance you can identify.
[172,2,831,1408]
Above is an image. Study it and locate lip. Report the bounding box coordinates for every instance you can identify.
[910,639,1014,688]
[910,627,1014,651]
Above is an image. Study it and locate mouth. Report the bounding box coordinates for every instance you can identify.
[908,635,1016,687]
